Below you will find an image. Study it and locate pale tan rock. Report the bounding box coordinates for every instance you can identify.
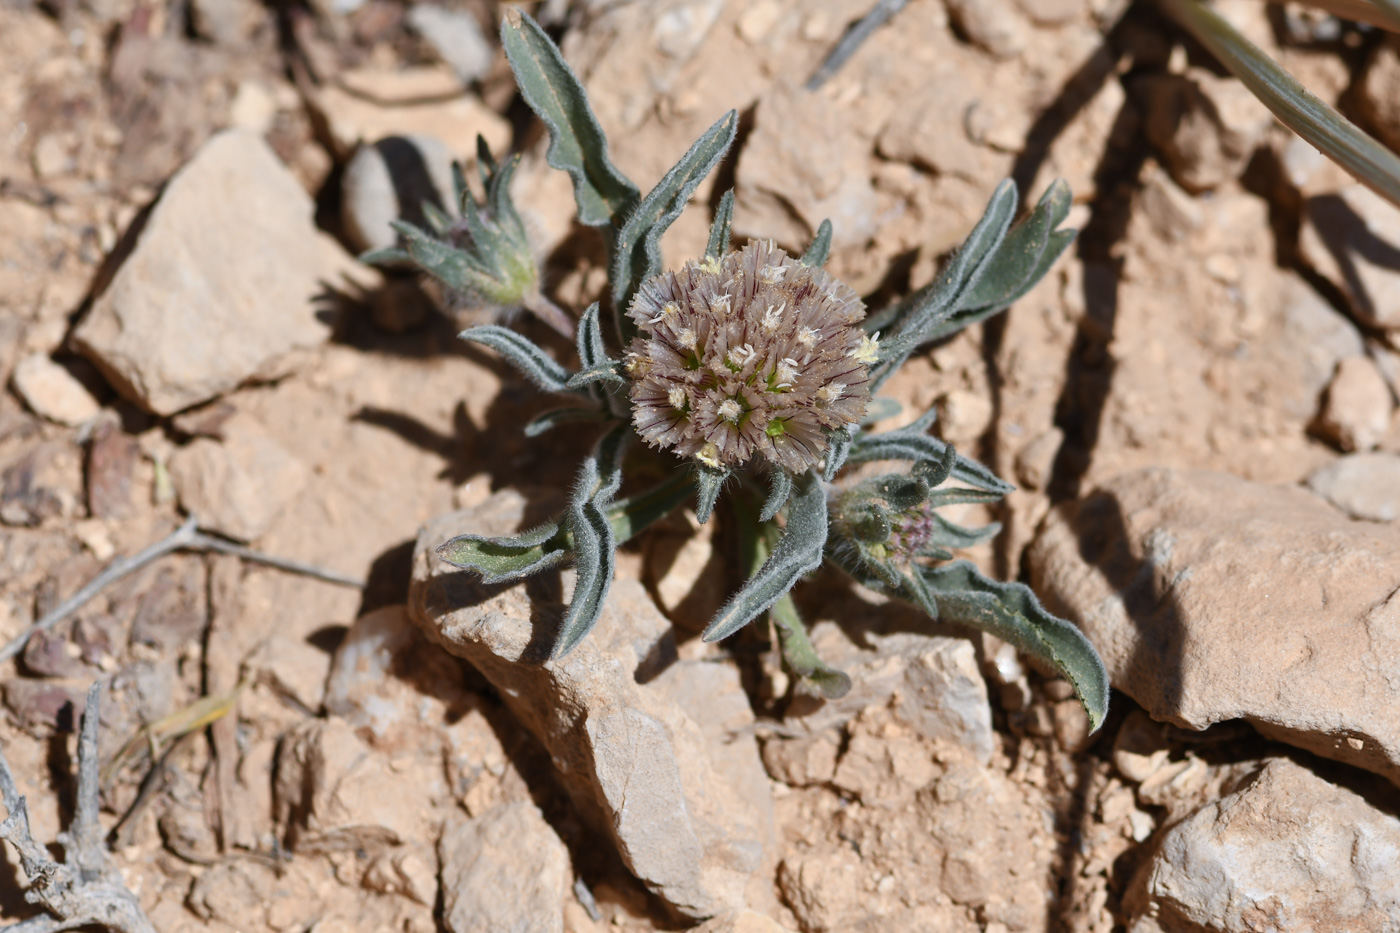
[311,68,510,160]
[73,130,351,415]
[408,491,774,920]
[11,353,100,426]
[785,622,997,765]
[777,847,863,933]
[274,716,446,856]
[341,135,458,254]
[944,0,1029,59]
[734,81,879,253]
[439,803,571,933]
[1142,68,1272,193]
[1030,467,1400,787]
[691,910,798,933]
[1316,355,1393,452]
[1125,759,1400,933]
[1308,451,1400,522]
[1299,184,1400,330]
[168,411,309,542]
[1359,39,1400,154]
[245,634,330,711]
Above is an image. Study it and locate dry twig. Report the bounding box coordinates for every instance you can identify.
[0,682,156,933]
[0,516,365,665]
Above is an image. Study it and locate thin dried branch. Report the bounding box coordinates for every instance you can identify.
[0,516,365,665]
[0,683,156,933]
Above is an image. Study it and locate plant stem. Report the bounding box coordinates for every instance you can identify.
[523,290,576,338]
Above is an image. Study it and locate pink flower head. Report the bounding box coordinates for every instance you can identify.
[625,241,872,473]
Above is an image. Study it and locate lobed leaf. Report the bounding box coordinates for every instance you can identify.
[611,111,738,340]
[459,326,571,392]
[958,180,1074,313]
[553,426,628,658]
[704,469,829,642]
[501,9,640,226]
[918,561,1108,732]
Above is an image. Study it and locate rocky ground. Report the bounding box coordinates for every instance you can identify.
[3,0,1400,930]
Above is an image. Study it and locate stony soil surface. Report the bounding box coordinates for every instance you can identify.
[3,0,1400,931]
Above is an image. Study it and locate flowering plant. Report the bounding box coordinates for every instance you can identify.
[367,10,1108,730]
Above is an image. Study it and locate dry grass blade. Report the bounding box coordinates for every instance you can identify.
[1162,0,1400,208]
[101,682,249,789]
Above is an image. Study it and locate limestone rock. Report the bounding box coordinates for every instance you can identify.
[341,134,458,254]
[73,130,354,415]
[944,0,1029,59]
[1142,68,1273,192]
[1315,355,1394,452]
[168,411,308,542]
[1307,452,1400,522]
[784,622,996,766]
[310,67,510,161]
[1359,39,1400,154]
[690,910,798,933]
[405,4,494,85]
[1029,467,1400,787]
[408,491,774,920]
[439,803,571,933]
[1126,759,1400,933]
[734,81,879,254]
[11,353,100,426]
[1299,184,1400,331]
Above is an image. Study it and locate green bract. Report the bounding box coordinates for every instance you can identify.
[378,9,1110,733]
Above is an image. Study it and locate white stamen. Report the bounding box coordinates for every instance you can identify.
[717,398,742,422]
[668,387,688,409]
[773,357,799,389]
[727,343,755,368]
[797,326,820,348]
[758,262,788,284]
[709,293,732,314]
[677,327,697,350]
[648,301,681,325]
[851,332,880,364]
[817,382,846,403]
[762,302,785,332]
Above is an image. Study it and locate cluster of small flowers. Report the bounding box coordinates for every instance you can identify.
[888,503,937,562]
[625,241,876,474]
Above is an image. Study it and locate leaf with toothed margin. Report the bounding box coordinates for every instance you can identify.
[500,9,638,227]
[916,561,1109,732]
[611,110,738,341]
[524,407,608,437]
[693,464,729,524]
[553,425,628,658]
[437,521,567,584]
[706,189,735,260]
[760,469,793,523]
[458,326,571,392]
[703,469,828,643]
[848,427,1013,497]
[800,219,833,267]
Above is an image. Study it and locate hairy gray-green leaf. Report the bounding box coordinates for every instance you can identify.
[824,425,855,480]
[800,220,833,267]
[920,561,1109,732]
[501,9,639,226]
[565,362,624,392]
[524,406,606,437]
[459,326,571,392]
[554,426,627,658]
[958,180,1073,313]
[706,189,735,260]
[704,469,828,642]
[437,521,566,584]
[759,468,794,523]
[611,111,738,340]
[693,464,729,524]
[576,303,609,370]
[848,427,1013,496]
